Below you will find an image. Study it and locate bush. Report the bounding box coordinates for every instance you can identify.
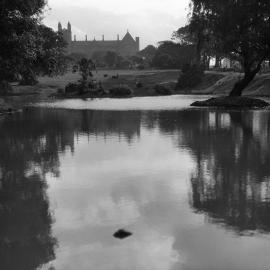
[65,82,83,94]
[20,70,38,86]
[177,63,205,88]
[137,64,145,70]
[109,85,133,97]
[152,53,175,69]
[154,84,172,95]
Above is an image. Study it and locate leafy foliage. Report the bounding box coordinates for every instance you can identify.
[190,0,270,95]
[0,0,67,85]
[151,41,195,69]
[154,84,173,96]
[177,63,205,89]
[103,51,119,67]
[109,85,133,97]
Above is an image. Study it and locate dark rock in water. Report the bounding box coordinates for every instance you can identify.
[191,96,270,109]
[113,229,132,239]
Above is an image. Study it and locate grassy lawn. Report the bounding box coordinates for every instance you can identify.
[8,69,228,98]
[38,69,180,96]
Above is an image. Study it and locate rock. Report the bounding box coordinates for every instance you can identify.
[191,96,270,108]
[113,229,133,239]
[109,85,133,97]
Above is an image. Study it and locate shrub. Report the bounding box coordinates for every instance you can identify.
[137,64,145,70]
[65,83,82,94]
[109,85,133,97]
[136,81,143,88]
[20,69,38,86]
[154,84,172,95]
[177,63,205,88]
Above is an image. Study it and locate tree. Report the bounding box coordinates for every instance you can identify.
[77,58,95,93]
[103,51,118,67]
[174,19,222,69]
[151,41,195,69]
[152,53,174,69]
[0,0,67,86]
[138,45,157,61]
[190,0,270,96]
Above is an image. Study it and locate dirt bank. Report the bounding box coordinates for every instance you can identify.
[191,72,270,96]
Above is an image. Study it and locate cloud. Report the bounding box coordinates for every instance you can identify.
[44,0,189,48]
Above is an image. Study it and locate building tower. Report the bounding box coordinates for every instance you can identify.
[135,37,140,52]
[58,22,62,32]
[67,22,72,43]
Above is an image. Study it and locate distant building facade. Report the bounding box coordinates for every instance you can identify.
[58,22,140,57]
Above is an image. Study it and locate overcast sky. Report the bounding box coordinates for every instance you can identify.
[43,0,190,49]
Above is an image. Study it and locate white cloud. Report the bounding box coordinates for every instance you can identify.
[48,0,189,17]
[44,0,190,48]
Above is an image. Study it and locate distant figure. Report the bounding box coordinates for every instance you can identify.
[104,74,108,78]
[112,73,119,79]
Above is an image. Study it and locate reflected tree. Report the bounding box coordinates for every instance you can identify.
[0,107,143,270]
[144,110,270,233]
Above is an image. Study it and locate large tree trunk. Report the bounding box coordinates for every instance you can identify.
[214,55,221,68]
[229,64,261,97]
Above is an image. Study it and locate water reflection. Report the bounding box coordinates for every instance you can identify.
[186,111,270,233]
[0,111,58,270]
[0,107,270,270]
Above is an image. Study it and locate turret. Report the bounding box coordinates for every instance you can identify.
[136,37,140,52]
[68,22,71,32]
[58,22,62,32]
[66,22,72,43]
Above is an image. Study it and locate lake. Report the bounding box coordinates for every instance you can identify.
[0,96,270,270]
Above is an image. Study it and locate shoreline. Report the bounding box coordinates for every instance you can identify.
[1,69,270,111]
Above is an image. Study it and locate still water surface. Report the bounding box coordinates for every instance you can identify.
[1,96,270,270]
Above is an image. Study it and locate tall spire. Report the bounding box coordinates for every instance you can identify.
[58,22,62,32]
[68,22,71,31]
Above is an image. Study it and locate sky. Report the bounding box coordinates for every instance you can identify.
[43,0,190,49]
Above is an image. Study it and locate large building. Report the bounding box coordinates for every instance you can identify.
[58,22,140,57]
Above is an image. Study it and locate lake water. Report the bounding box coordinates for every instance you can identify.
[1,96,270,270]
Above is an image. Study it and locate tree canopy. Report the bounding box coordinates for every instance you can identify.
[0,0,67,85]
[151,41,195,69]
[190,0,270,96]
